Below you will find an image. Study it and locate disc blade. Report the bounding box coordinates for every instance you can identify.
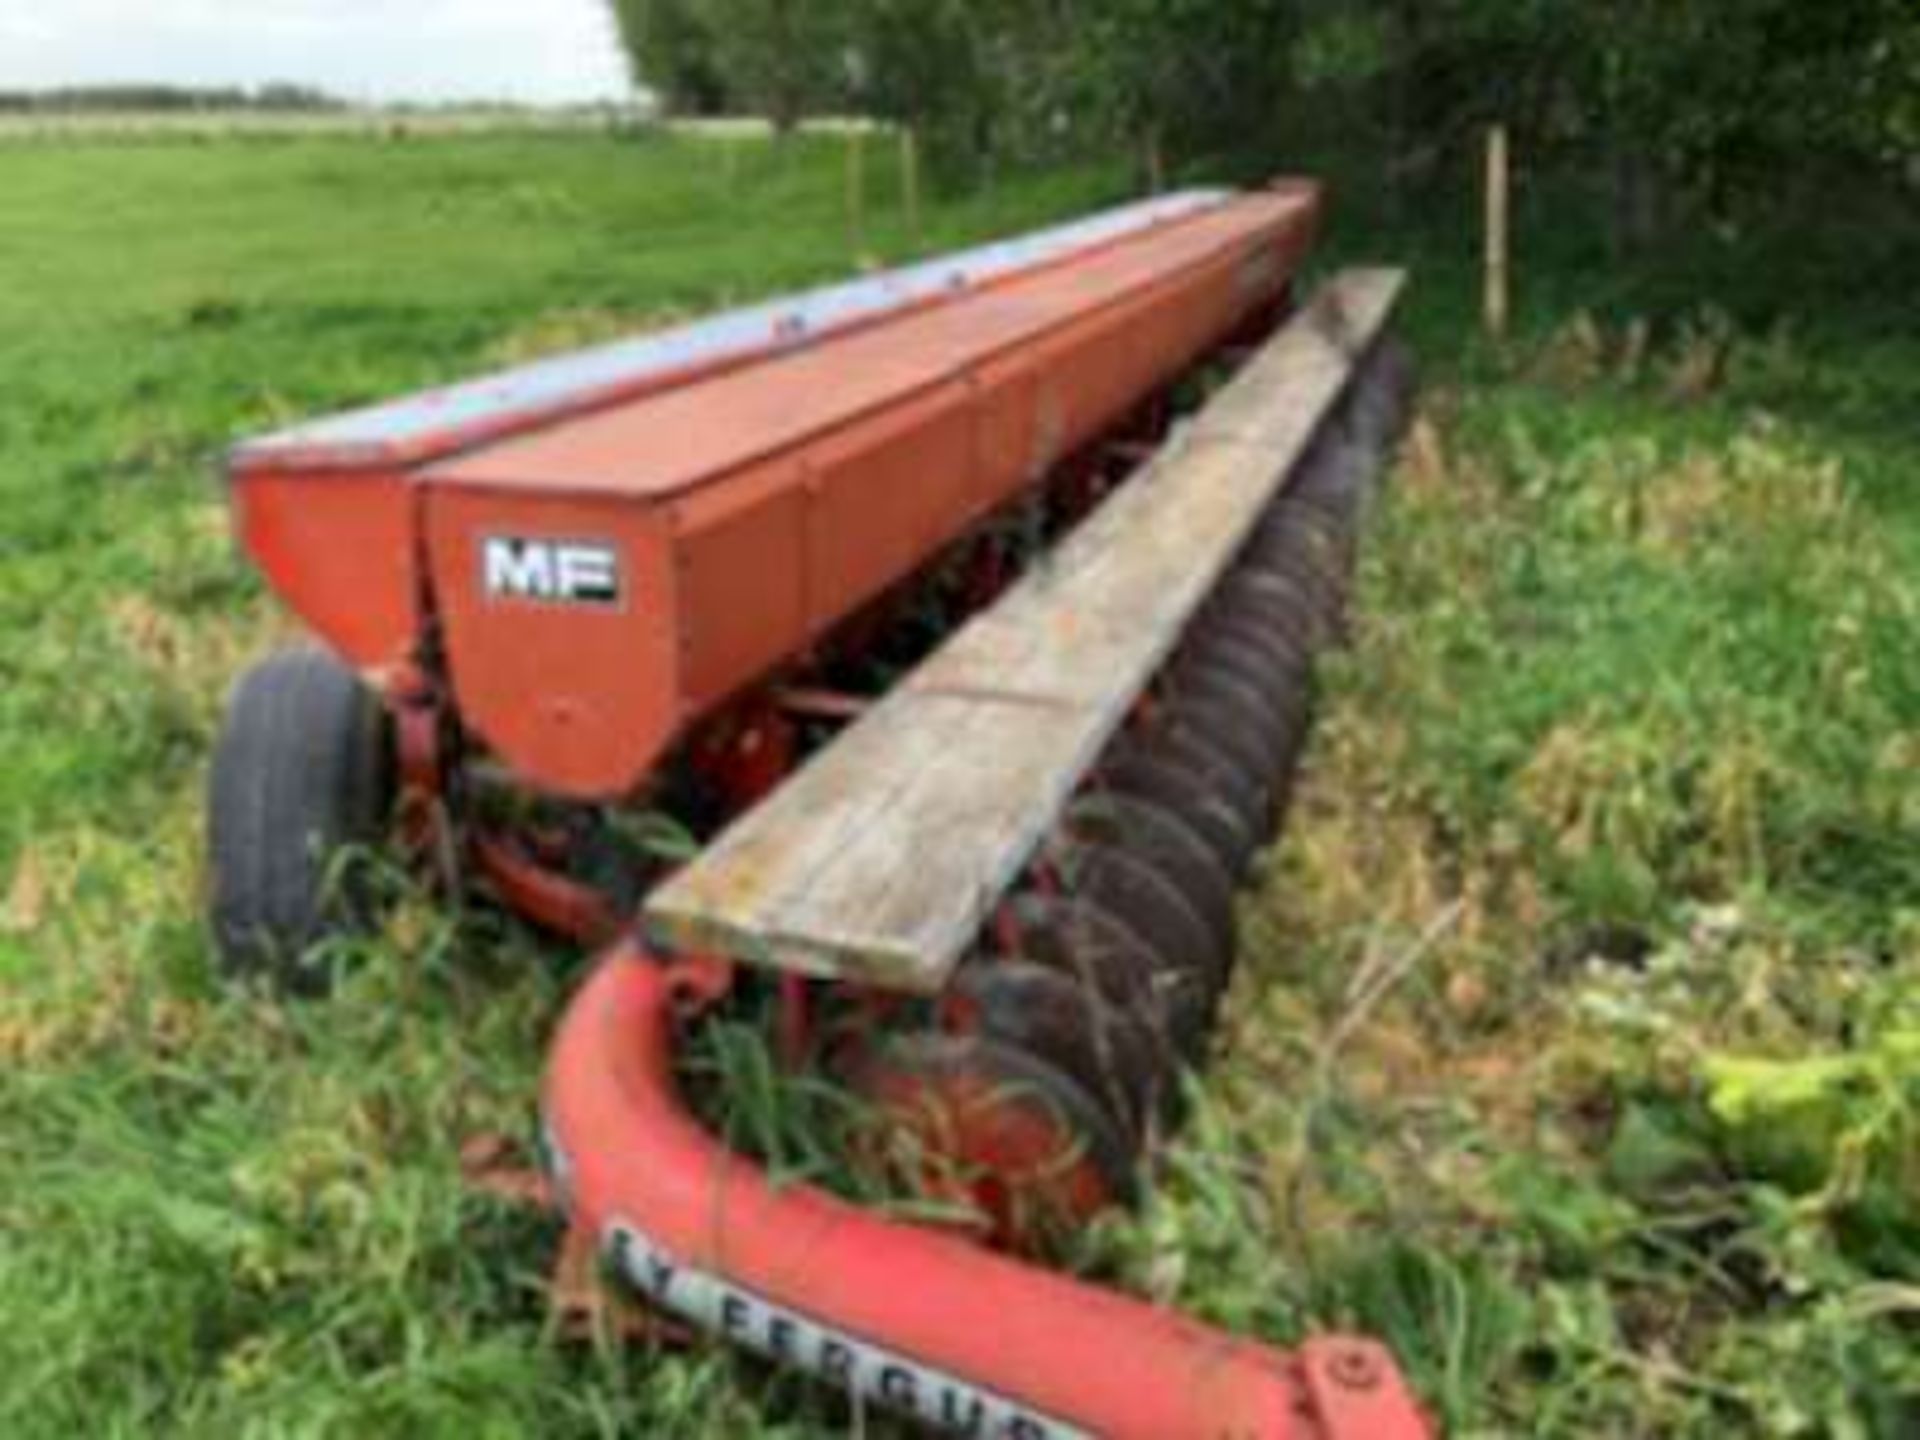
[847,1031,1135,1257]
[952,958,1168,1142]
[1063,792,1236,961]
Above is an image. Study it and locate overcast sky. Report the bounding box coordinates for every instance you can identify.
[0,0,634,104]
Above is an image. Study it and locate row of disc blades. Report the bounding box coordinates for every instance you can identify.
[850,336,1417,1253]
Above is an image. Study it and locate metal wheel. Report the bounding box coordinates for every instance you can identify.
[1063,793,1236,963]
[1053,840,1223,982]
[1153,699,1280,819]
[1163,662,1302,777]
[951,958,1167,1143]
[1096,749,1253,881]
[1104,732,1267,874]
[1193,603,1324,681]
[848,1032,1135,1256]
[1214,567,1345,652]
[1004,893,1210,1061]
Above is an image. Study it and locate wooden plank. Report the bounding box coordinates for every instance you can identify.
[644,268,1405,992]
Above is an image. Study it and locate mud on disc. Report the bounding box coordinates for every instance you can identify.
[1249,504,1355,591]
[1215,566,1345,651]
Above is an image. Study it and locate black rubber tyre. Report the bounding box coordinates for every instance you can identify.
[207,647,395,994]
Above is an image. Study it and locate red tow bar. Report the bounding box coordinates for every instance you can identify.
[543,942,1432,1439]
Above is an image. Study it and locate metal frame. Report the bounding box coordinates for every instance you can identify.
[544,945,1432,1440]
[219,185,1432,1438]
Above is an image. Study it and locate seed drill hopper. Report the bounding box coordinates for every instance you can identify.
[209,181,1427,1438]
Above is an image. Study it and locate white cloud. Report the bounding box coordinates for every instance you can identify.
[0,0,633,104]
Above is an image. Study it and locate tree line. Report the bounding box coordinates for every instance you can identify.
[611,1,1918,240]
[0,84,349,114]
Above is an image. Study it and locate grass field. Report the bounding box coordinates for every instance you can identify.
[2,130,1916,1437]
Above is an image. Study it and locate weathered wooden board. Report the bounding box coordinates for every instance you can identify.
[644,268,1405,991]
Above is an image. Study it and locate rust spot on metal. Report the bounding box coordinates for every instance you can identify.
[1326,1344,1384,1392]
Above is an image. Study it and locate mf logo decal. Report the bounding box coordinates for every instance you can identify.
[482,536,622,608]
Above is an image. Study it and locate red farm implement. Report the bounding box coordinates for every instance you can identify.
[208,181,1427,1438]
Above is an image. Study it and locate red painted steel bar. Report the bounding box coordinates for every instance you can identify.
[544,943,1433,1440]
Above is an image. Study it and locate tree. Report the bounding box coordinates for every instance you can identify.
[843,1,1082,177]
[611,0,855,130]
[1084,0,1300,180]
[609,0,732,115]
[608,0,1920,208]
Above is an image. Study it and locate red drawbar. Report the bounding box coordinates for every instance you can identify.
[543,942,1433,1440]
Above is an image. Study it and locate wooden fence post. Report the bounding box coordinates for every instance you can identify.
[846,128,868,257]
[1144,128,1166,195]
[1484,124,1511,340]
[900,127,922,249]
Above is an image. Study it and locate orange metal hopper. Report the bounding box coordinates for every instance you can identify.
[230,184,1321,797]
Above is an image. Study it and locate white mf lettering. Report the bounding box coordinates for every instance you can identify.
[482,536,621,607]
[603,1220,1087,1440]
